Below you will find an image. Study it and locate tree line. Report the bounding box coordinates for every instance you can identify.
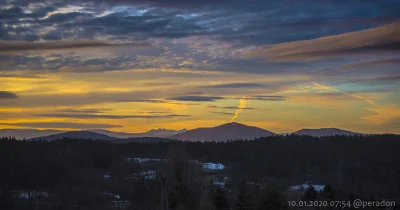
[0,134,399,209]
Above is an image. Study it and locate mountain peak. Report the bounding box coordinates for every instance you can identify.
[218,122,247,127]
[171,122,276,142]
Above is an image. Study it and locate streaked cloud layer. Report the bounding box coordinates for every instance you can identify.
[242,22,400,62]
[0,0,399,133]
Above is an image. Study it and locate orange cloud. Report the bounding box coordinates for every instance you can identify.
[242,21,400,62]
[362,105,400,124]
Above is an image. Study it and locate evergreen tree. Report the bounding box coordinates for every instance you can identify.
[212,187,229,209]
[234,182,251,210]
[302,186,317,201]
[0,187,14,210]
[256,188,287,210]
[320,184,335,200]
[198,190,215,210]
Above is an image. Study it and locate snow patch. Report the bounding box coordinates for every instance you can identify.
[202,162,225,170]
[133,169,158,180]
[102,192,121,200]
[213,181,225,186]
[17,191,49,199]
[289,184,325,192]
[125,157,165,163]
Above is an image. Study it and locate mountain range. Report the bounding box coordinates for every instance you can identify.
[0,129,63,140]
[30,131,117,141]
[87,128,187,138]
[0,128,187,140]
[1,123,370,142]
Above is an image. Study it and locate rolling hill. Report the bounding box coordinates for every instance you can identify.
[170,122,277,142]
[88,128,187,138]
[30,131,118,141]
[0,129,64,140]
[293,128,365,137]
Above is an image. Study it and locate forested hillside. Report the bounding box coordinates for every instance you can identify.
[0,135,399,209]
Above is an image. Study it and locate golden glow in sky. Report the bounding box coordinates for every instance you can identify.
[0,7,399,134]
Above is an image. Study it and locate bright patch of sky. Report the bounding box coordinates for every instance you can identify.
[109,5,149,16]
[40,5,86,20]
[176,13,202,20]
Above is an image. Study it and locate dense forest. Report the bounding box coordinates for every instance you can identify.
[0,134,399,210]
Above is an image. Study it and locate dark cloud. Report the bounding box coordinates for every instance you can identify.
[83,59,107,65]
[0,40,149,54]
[56,108,110,114]
[60,11,202,40]
[0,6,55,20]
[117,99,166,103]
[211,111,233,115]
[43,12,91,24]
[2,0,397,46]
[95,0,231,8]
[0,7,25,20]
[340,58,400,70]
[0,91,18,99]
[140,81,174,86]
[42,32,63,41]
[0,122,122,129]
[207,105,256,110]
[245,95,286,101]
[201,83,267,88]
[165,96,224,101]
[139,111,170,114]
[0,90,165,108]
[34,113,190,119]
[0,74,44,78]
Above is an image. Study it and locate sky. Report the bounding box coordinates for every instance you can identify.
[0,0,399,134]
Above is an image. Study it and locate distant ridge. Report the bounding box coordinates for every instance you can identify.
[170,122,277,142]
[2,126,375,141]
[1,128,187,140]
[0,129,64,140]
[30,131,117,141]
[89,128,187,138]
[293,128,365,137]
